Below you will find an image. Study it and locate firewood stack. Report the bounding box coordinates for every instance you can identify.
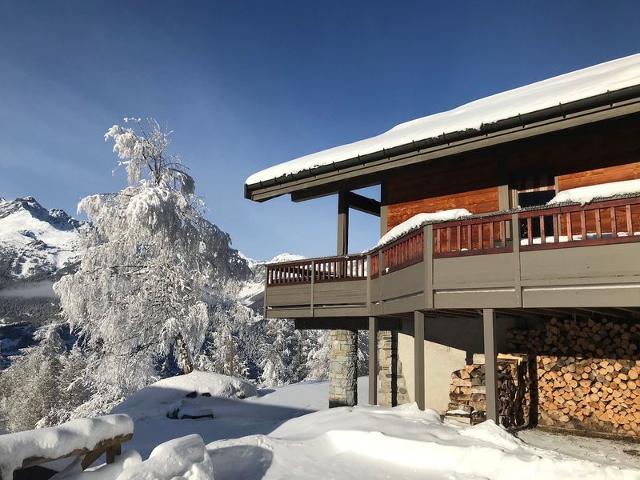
[507,317,640,437]
[446,355,532,428]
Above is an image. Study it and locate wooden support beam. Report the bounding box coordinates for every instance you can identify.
[337,191,349,255]
[414,311,425,410]
[345,191,381,217]
[483,308,499,423]
[369,316,378,406]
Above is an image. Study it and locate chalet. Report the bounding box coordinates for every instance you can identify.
[245,54,640,437]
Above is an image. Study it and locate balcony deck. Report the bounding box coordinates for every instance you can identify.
[265,196,640,319]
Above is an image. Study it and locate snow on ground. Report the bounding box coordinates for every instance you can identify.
[518,428,640,471]
[246,53,640,185]
[548,179,640,205]
[375,209,472,248]
[114,372,367,459]
[208,404,639,480]
[24,373,640,479]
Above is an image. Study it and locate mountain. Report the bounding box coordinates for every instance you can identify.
[0,196,86,288]
[0,197,87,367]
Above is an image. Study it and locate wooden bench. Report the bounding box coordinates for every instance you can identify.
[0,416,133,480]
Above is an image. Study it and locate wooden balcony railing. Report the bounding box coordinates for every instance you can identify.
[519,197,640,251]
[266,196,640,286]
[266,255,367,286]
[381,229,424,273]
[433,214,513,258]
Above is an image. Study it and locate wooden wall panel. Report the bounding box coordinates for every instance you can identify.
[386,154,500,230]
[558,161,640,191]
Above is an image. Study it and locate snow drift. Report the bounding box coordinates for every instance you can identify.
[207,404,640,480]
[112,371,257,421]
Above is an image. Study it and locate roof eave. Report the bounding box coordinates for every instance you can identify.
[245,84,640,202]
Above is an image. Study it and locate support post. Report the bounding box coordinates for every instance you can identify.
[329,329,358,408]
[414,311,425,410]
[483,308,499,423]
[337,191,349,255]
[368,317,378,405]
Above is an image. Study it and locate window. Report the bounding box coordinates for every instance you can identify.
[518,190,555,239]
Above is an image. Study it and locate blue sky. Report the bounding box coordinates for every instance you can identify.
[1,1,639,260]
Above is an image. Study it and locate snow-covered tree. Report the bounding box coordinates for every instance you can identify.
[304,330,331,380]
[0,324,65,432]
[54,119,244,412]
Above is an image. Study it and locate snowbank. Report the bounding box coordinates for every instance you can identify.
[376,209,471,247]
[207,404,640,480]
[51,451,142,480]
[113,371,257,421]
[247,53,640,185]
[116,435,214,480]
[548,179,640,205]
[0,415,133,479]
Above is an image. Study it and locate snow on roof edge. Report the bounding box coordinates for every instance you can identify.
[246,53,640,188]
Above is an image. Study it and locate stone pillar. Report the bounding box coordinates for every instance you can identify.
[329,329,358,408]
[379,329,409,407]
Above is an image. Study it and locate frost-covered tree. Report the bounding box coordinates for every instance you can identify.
[54,119,245,412]
[304,330,331,380]
[259,319,302,387]
[0,324,65,432]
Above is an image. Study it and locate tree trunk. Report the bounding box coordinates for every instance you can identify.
[175,332,193,374]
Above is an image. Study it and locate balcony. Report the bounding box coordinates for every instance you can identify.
[264,196,640,319]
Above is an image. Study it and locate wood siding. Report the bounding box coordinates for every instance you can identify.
[385,115,640,231]
[386,155,500,230]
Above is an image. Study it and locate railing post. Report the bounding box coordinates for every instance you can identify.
[378,249,384,299]
[310,260,315,316]
[366,254,372,312]
[263,266,269,318]
[511,213,522,307]
[423,225,433,309]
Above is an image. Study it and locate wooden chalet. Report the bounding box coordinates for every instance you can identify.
[245,54,640,437]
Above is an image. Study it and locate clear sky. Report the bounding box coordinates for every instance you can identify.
[1,1,639,260]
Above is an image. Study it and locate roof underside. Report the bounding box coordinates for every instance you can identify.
[246,53,640,201]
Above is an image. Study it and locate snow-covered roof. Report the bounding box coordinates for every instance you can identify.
[247,53,640,187]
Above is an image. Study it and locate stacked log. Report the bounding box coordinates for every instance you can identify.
[447,355,532,427]
[508,317,640,437]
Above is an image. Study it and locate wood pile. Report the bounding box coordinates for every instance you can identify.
[508,317,640,437]
[447,355,532,428]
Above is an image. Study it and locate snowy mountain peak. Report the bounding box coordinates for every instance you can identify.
[268,253,305,264]
[0,197,86,286]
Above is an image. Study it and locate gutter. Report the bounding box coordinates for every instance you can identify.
[245,84,640,201]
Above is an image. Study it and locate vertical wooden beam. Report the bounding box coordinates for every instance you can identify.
[380,182,388,237]
[310,260,315,316]
[483,308,499,423]
[511,214,522,307]
[414,311,425,410]
[368,316,378,406]
[337,191,349,255]
[423,225,434,309]
[498,157,511,211]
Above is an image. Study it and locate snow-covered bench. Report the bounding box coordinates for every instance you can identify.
[0,414,133,480]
